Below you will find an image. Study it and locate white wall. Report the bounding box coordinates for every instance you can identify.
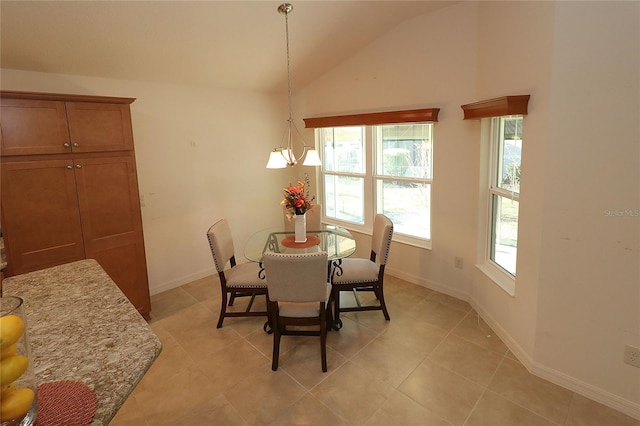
[470,0,555,378]
[536,0,640,409]
[471,0,640,415]
[298,1,480,301]
[299,0,640,418]
[0,69,298,294]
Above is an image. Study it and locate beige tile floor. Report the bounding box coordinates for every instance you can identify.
[111,274,639,426]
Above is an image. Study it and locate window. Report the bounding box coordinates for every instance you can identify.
[321,126,365,223]
[461,94,529,295]
[488,115,522,276]
[375,124,432,240]
[317,122,433,246]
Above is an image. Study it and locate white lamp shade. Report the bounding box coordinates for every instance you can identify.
[266,151,288,168]
[302,149,322,166]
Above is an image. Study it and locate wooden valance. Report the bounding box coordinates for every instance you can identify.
[0,90,135,104]
[304,108,439,128]
[461,95,530,120]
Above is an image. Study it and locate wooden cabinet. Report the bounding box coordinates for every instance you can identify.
[1,159,86,270]
[1,98,133,155]
[0,91,151,318]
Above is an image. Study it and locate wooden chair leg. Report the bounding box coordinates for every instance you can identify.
[320,304,327,372]
[270,301,281,371]
[325,295,334,330]
[217,288,228,328]
[332,287,341,328]
[378,283,390,320]
[272,328,281,371]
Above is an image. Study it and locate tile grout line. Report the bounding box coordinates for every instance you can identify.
[466,355,571,426]
[563,393,577,426]
[460,348,510,426]
[390,305,476,425]
[456,310,568,426]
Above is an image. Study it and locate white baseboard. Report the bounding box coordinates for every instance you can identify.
[468,294,640,421]
[384,273,640,420]
[149,267,216,296]
[531,360,640,420]
[468,295,535,368]
[385,266,468,302]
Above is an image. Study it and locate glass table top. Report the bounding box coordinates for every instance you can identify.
[244,224,356,263]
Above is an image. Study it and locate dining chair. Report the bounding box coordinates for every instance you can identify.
[262,251,332,372]
[207,218,268,328]
[330,214,393,328]
[283,204,321,232]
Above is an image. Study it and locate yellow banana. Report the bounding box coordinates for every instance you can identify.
[0,315,25,349]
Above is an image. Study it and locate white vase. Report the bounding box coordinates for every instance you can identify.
[294,214,307,243]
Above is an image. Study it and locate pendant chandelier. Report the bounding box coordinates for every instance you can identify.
[266,3,321,169]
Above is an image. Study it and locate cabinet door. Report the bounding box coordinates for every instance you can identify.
[0,159,85,274]
[73,155,150,315]
[0,99,71,156]
[66,102,134,153]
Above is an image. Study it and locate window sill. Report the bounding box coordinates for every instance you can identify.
[394,233,432,250]
[323,220,432,250]
[476,262,515,296]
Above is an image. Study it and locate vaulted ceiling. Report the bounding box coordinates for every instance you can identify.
[1,1,456,93]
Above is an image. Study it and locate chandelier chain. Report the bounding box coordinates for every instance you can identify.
[266,3,322,168]
[284,7,293,123]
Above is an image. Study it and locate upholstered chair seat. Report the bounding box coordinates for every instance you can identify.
[224,264,267,288]
[331,214,393,328]
[207,218,268,328]
[332,258,379,284]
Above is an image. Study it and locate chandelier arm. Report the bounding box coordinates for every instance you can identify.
[290,119,313,153]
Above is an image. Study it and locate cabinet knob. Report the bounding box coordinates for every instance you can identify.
[75,164,82,169]
[64,143,70,148]
[66,165,73,170]
[73,143,79,147]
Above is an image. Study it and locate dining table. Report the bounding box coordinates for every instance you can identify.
[244,224,356,332]
[244,224,356,276]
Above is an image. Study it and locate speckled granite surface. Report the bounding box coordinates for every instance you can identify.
[2,259,162,425]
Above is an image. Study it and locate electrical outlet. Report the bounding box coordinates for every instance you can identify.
[454,257,464,269]
[624,345,640,368]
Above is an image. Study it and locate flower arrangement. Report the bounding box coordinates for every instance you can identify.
[281,174,315,219]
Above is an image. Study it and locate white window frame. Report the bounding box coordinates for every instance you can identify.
[476,116,522,296]
[317,124,433,249]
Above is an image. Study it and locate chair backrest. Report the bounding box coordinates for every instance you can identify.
[371,214,393,266]
[262,251,328,303]
[283,204,321,232]
[206,219,236,272]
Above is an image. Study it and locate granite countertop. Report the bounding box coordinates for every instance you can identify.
[2,259,162,425]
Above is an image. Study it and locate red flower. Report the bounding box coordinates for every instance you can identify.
[281,176,315,218]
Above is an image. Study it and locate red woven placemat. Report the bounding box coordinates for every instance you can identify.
[35,381,97,426]
[281,235,321,248]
